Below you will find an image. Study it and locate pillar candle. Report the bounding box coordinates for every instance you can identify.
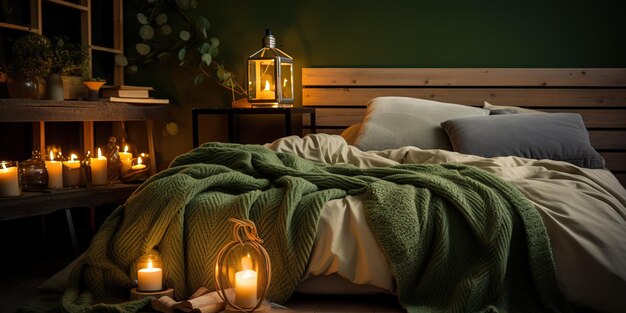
[235,255,258,308]
[90,148,108,185]
[137,261,163,292]
[119,145,133,175]
[63,154,81,187]
[0,161,20,197]
[45,151,63,189]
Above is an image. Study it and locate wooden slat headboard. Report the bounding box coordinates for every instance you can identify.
[301,68,626,186]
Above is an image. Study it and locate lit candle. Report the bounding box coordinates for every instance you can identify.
[46,151,63,189]
[257,80,274,100]
[137,260,163,292]
[0,161,20,197]
[119,145,133,175]
[63,154,81,187]
[131,156,147,171]
[90,148,108,185]
[235,254,257,308]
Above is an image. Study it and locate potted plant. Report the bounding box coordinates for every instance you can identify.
[5,32,52,99]
[49,36,89,100]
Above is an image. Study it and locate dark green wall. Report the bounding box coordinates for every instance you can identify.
[124,0,626,169]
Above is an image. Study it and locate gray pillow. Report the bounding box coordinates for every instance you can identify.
[441,113,605,169]
[354,97,489,151]
[483,101,542,115]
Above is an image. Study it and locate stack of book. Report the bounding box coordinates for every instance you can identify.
[101,85,169,104]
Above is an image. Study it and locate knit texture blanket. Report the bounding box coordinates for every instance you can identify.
[53,142,570,313]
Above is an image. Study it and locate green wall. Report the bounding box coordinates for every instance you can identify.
[124,0,626,169]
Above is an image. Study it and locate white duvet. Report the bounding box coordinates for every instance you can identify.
[265,134,626,313]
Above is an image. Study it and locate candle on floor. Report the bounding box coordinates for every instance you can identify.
[90,148,108,185]
[63,154,81,187]
[235,254,258,308]
[0,161,21,197]
[46,151,63,189]
[137,260,163,292]
[119,145,133,175]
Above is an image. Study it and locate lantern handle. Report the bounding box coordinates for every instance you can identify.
[229,218,264,245]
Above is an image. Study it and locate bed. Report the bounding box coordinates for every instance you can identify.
[42,68,626,313]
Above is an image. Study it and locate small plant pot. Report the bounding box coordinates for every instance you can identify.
[82,81,106,100]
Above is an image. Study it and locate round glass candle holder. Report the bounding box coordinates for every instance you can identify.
[0,161,22,197]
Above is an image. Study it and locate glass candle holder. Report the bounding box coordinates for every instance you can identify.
[0,161,22,197]
[19,150,48,192]
[121,156,149,183]
[136,252,163,292]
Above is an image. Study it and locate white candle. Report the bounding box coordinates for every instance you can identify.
[46,151,63,189]
[0,162,20,197]
[131,156,147,171]
[63,154,81,187]
[119,145,133,175]
[90,148,108,185]
[235,255,257,308]
[137,260,163,292]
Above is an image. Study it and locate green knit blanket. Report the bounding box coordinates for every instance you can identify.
[54,142,570,313]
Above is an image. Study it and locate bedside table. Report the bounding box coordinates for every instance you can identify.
[192,107,316,147]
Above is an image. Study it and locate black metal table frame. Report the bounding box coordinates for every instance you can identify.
[192,107,316,147]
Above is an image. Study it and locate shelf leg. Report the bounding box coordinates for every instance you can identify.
[146,120,157,176]
[65,209,79,256]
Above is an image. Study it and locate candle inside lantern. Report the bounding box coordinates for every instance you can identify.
[235,254,258,309]
[257,80,274,100]
[137,260,163,292]
[0,161,20,197]
[63,154,81,187]
[46,151,63,189]
[90,148,108,185]
[132,156,147,170]
[119,145,133,175]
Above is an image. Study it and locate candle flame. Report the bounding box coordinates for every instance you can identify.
[49,151,54,161]
[70,154,77,162]
[263,80,271,91]
[137,157,143,165]
[147,260,153,269]
[97,148,102,158]
[124,145,129,153]
[1,163,6,170]
[283,78,288,87]
[241,254,253,271]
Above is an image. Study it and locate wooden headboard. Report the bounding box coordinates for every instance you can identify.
[301,68,626,186]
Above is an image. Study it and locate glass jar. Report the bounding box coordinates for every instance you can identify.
[7,73,45,99]
[19,151,49,192]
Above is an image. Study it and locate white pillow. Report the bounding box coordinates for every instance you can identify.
[354,97,489,151]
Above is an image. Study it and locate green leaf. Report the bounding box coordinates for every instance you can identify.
[199,42,210,54]
[179,30,190,41]
[114,54,128,67]
[178,48,186,61]
[139,25,155,40]
[160,25,172,35]
[175,0,191,10]
[126,65,138,74]
[195,16,210,31]
[136,43,151,56]
[209,46,219,57]
[191,0,198,9]
[193,74,204,86]
[201,53,212,66]
[157,52,170,60]
[137,13,148,25]
[156,14,168,26]
[201,28,207,39]
[210,37,220,48]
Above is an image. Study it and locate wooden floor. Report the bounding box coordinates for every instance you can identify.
[0,206,404,313]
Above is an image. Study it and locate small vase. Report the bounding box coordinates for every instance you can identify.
[82,81,106,100]
[19,151,49,192]
[46,73,65,100]
[7,73,45,99]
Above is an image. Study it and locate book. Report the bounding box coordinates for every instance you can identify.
[101,89,151,98]
[101,84,155,90]
[107,96,169,104]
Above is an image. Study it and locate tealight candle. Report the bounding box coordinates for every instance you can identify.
[90,148,108,185]
[119,145,133,175]
[137,260,163,292]
[0,161,21,197]
[235,254,258,308]
[131,156,147,171]
[63,154,81,187]
[45,151,63,189]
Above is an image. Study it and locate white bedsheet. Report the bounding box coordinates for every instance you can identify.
[266,134,626,313]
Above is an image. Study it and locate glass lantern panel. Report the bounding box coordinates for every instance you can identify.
[248,59,276,101]
[280,62,294,100]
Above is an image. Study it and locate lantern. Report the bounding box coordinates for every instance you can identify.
[215,218,271,312]
[247,29,294,107]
